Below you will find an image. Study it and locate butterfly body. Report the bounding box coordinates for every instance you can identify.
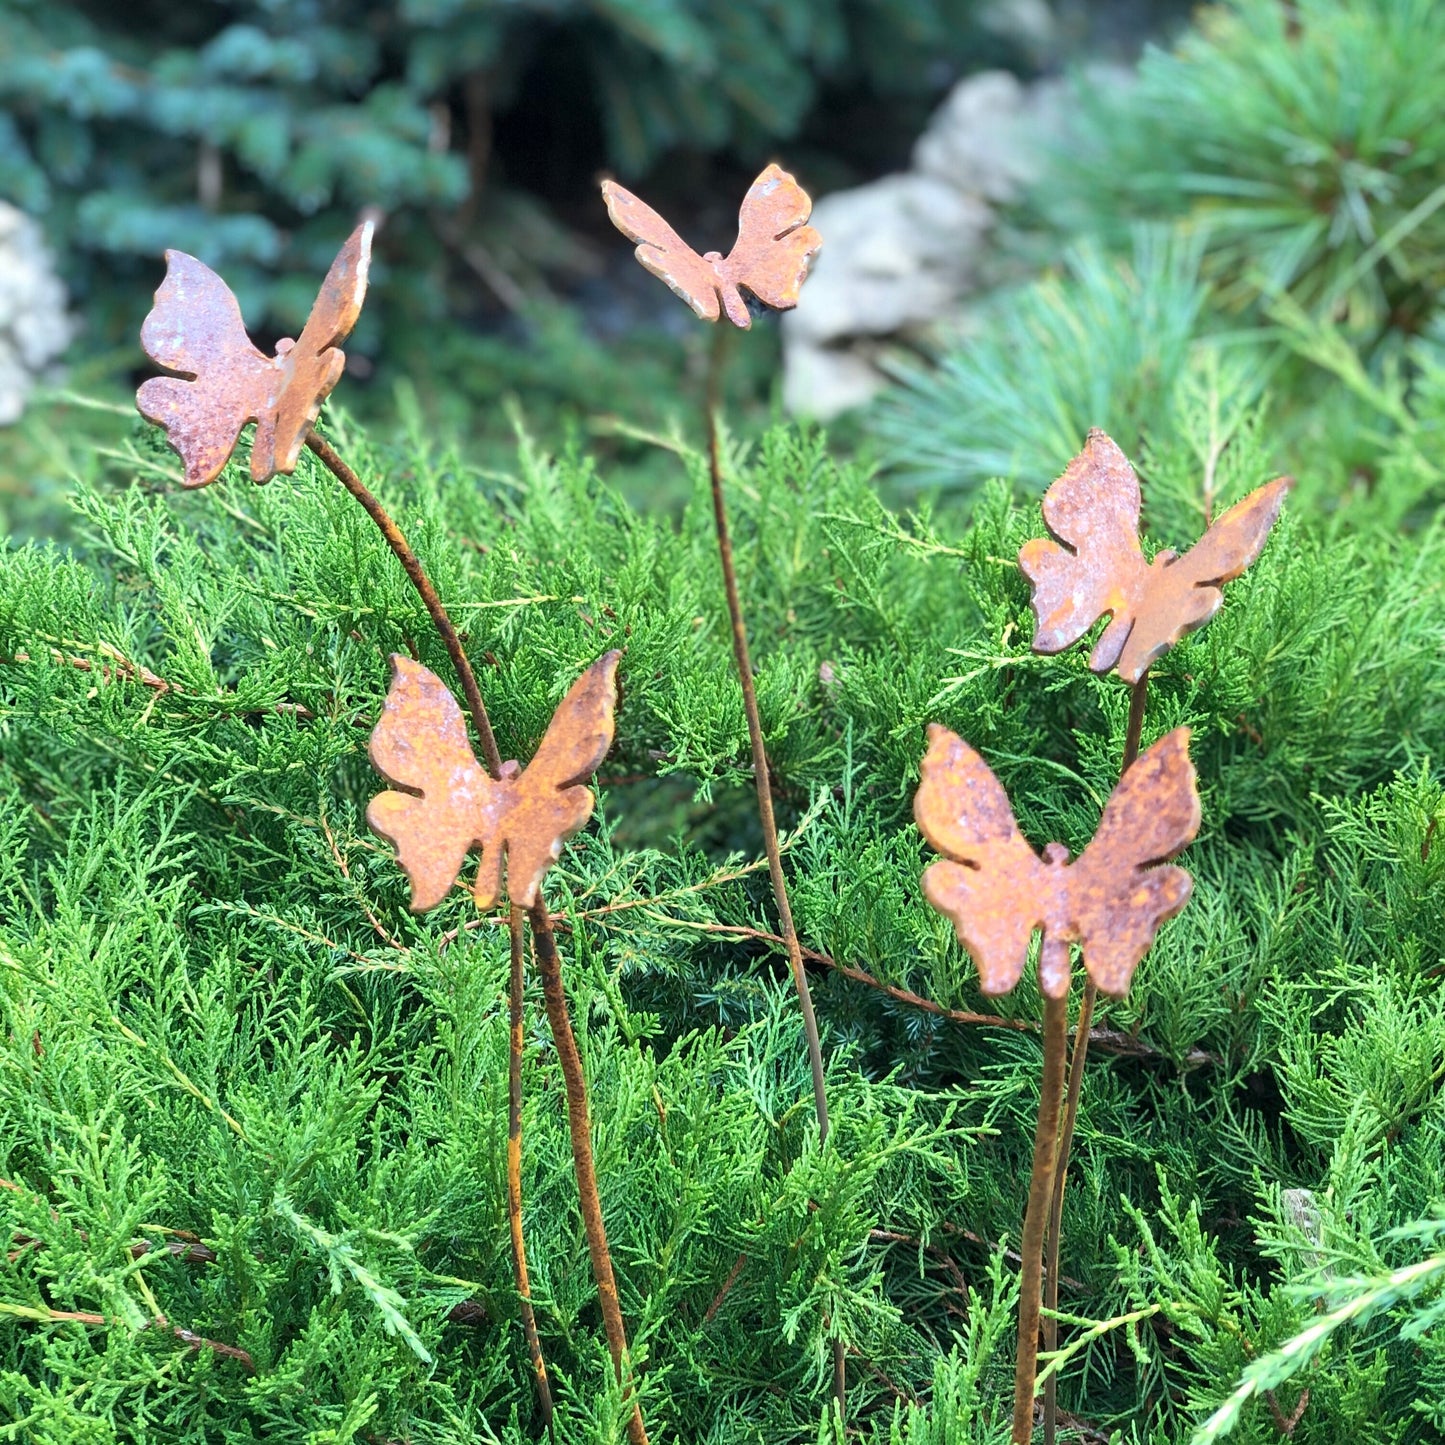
[367,651,621,913]
[915,724,1199,998]
[137,222,372,488]
[601,164,821,329]
[1018,430,1291,684]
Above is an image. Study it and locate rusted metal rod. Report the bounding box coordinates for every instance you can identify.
[704,332,843,1411]
[1012,984,1069,1444]
[509,899,554,1431]
[529,904,648,1445]
[703,335,830,1143]
[1041,669,1149,1445]
[303,427,551,1428]
[304,431,502,776]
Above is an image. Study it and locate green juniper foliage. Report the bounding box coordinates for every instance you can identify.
[2,331,1445,1438]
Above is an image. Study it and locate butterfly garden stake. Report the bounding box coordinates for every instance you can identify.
[601,166,845,1407]
[134,222,495,761]
[915,724,1202,1443]
[367,650,650,1445]
[1018,428,1289,1445]
[599,168,828,1131]
[135,224,557,1428]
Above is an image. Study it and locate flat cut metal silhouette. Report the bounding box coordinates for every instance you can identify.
[914,725,1200,998]
[137,223,372,487]
[367,652,620,912]
[601,164,820,328]
[1019,429,1291,684]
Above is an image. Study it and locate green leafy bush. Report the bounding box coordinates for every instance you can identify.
[2,339,1444,1436]
[874,228,1215,494]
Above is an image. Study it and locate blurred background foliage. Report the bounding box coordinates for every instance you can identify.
[0,0,1011,359]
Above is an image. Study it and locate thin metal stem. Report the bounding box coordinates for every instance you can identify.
[1012,985,1069,1444]
[1121,671,1149,778]
[703,332,830,1142]
[509,899,553,1435]
[1041,669,1149,1445]
[304,428,551,1427]
[529,904,649,1445]
[1041,984,1093,1445]
[704,331,842,1409]
[304,430,502,775]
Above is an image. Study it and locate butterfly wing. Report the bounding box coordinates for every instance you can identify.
[366,655,496,913]
[136,251,277,488]
[601,180,722,323]
[718,164,822,327]
[1115,476,1292,683]
[1018,429,1151,674]
[265,221,374,482]
[492,650,622,909]
[1066,727,1199,996]
[914,724,1049,995]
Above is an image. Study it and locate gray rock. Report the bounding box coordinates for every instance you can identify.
[912,70,1043,204]
[788,175,992,347]
[0,203,73,426]
[783,68,1074,420]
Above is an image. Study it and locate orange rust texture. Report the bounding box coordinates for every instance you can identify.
[601,163,820,329]
[367,651,621,912]
[914,725,1200,999]
[1018,429,1291,684]
[137,223,372,487]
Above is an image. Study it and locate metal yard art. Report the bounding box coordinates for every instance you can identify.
[914,721,1200,1443]
[602,161,844,1407]
[123,185,1300,1442]
[601,164,821,329]
[131,222,620,1438]
[366,650,648,1445]
[138,224,372,487]
[1019,428,1291,685]
[915,725,1200,1003]
[999,421,1294,1439]
[368,651,622,913]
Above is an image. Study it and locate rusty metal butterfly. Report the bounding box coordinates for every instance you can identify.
[914,725,1199,999]
[136,222,372,488]
[1019,429,1291,684]
[601,163,821,328]
[367,651,620,912]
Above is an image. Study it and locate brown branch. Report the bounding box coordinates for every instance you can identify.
[1267,1386,1310,1437]
[1,648,315,719]
[10,1302,254,1371]
[703,1251,748,1325]
[319,807,403,952]
[868,1228,971,1313]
